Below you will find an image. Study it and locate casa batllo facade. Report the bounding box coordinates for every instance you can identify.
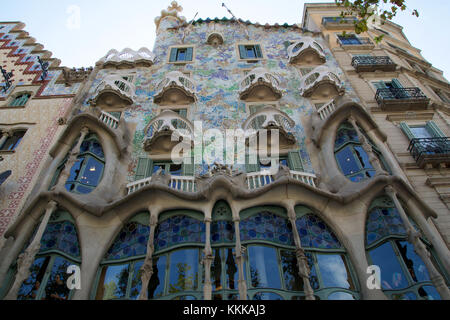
[0,1,449,301]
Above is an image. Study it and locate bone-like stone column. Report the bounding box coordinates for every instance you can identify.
[54,127,90,191]
[385,186,450,300]
[233,216,247,300]
[286,204,316,300]
[4,201,58,300]
[348,116,386,175]
[203,217,213,300]
[138,211,158,300]
[0,130,12,149]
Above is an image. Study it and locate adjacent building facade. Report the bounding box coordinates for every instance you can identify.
[0,2,449,300]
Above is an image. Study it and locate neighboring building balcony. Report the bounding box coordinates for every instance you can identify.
[408,137,450,168]
[322,16,358,29]
[246,170,318,190]
[337,36,374,50]
[287,38,326,65]
[153,71,197,105]
[375,87,430,110]
[89,74,135,106]
[99,47,156,68]
[300,66,345,98]
[242,106,296,145]
[126,175,197,195]
[143,110,194,152]
[239,67,283,101]
[351,56,396,72]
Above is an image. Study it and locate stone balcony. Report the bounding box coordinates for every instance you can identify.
[239,67,283,101]
[351,56,397,72]
[242,106,296,145]
[98,111,120,130]
[375,87,430,111]
[99,47,156,68]
[89,74,135,107]
[287,37,326,65]
[300,65,345,98]
[143,109,194,152]
[322,16,358,29]
[408,137,450,169]
[246,169,318,190]
[126,175,197,195]
[153,71,197,105]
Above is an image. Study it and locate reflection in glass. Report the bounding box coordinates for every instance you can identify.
[391,292,417,300]
[149,255,167,299]
[168,249,199,293]
[253,292,283,300]
[316,254,353,289]
[248,246,281,289]
[211,249,222,291]
[98,264,130,300]
[395,241,429,283]
[226,248,239,290]
[43,257,71,300]
[18,257,49,300]
[281,250,303,291]
[418,286,441,300]
[368,242,408,290]
[327,292,355,300]
[129,261,143,300]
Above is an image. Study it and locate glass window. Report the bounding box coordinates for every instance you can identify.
[9,93,30,107]
[248,246,281,289]
[327,292,355,300]
[97,264,130,300]
[316,254,353,289]
[148,255,167,299]
[410,126,432,139]
[1,130,26,151]
[168,249,200,293]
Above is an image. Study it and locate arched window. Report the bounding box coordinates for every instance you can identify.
[366,196,448,300]
[210,201,238,300]
[294,206,358,300]
[1,210,81,300]
[94,212,150,300]
[0,130,26,151]
[50,134,105,194]
[151,210,205,300]
[9,93,31,107]
[334,122,389,182]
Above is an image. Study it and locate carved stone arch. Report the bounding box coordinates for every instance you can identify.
[212,200,233,221]
[206,32,224,47]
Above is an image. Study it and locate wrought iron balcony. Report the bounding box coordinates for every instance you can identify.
[287,37,326,65]
[375,87,430,110]
[153,71,197,104]
[408,137,450,168]
[143,110,193,152]
[300,65,345,97]
[351,56,396,72]
[89,74,135,106]
[239,67,282,101]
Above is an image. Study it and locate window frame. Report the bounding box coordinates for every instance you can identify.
[236,43,265,62]
[167,45,195,64]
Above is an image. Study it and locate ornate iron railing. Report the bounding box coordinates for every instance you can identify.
[351,56,395,68]
[375,87,428,103]
[407,137,450,162]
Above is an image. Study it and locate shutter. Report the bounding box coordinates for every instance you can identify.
[288,151,304,172]
[245,153,259,173]
[238,45,247,59]
[255,45,263,58]
[182,155,195,176]
[185,47,193,61]
[169,48,178,62]
[399,122,415,141]
[391,78,403,88]
[426,121,446,138]
[135,157,153,180]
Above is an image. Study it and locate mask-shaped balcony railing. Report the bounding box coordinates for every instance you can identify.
[375,87,430,110]
[126,175,197,195]
[89,74,135,106]
[407,137,450,168]
[100,47,156,68]
[287,38,326,64]
[351,56,396,72]
[322,16,358,29]
[300,66,345,97]
[153,71,197,104]
[143,110,194,151]
[246,170,317,190]
[99,111,120,129]
[316,98,337,121]
[239,67,283,100]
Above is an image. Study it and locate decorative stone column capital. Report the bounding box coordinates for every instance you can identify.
[149,214,158,227]
[80,126,90,135]
[232,216,240,223]
[384,185,396,198]
[287,206,296,221]
[204,217,212,224]
[45,200,58,212]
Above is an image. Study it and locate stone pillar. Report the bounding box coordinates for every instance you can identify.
[4,200,58,300]
[348,116,386,175]
[54,127,90,191]
[203,217,213,300]
[138,211,158,300]
[233,217,247,300]
[0,130,11,149]
[286,204,316,300]
[385,186,450,300]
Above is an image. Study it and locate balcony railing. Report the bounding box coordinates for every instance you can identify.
[246,170,317,190]
[408,137,450,168]
[322,16,358,28]
[338,37,373,47]
[89,74,135,106]
[99,111,120,129]
[375,87,430,110]
[243,106,295,132]
[287,38,326,64]
[300,65,344,97]
[144,110,193,141]
[154,71,197,104]
[317,99,337,121]
[239,67,282,100]
[126,175,197,195]
[351,56,396,72]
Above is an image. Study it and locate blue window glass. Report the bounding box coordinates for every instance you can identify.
[395,241,430,283]
[316,254,353,289]
[105,222,149,261]
[336,146,361,176]
[18,257,49,300]
[40,221,81,258]
[98,264,130,300]
[253,292,283,300]
[168,249,200,293]
[366,207,406,246]
[248,246,281,289]
[211,221,235,244]
[148,255,167,299]
[43,256,72,300]
[295,214,341,249]
[418,286,441,300]
[328,292,355,300]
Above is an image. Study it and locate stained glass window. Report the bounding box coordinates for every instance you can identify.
[366,206,406,245]
[295,214,341,249]
[40,220,81,258]
[104,222,149,261]
[211,221,235,244]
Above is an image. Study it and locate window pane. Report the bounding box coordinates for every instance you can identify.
[418,285,441,300]
[79,157,104,187]
[248,246,281,289]
[354,146,373,170]
[226,248,240,290]
[410,127,432,139]
[177,49,186,61]
[391,292,417,300]
[173,295,196,300]
[43,257,72,300]
[149,255,167,299]
[211,249,222,291]
[66,158,84,184]
[252,292,283,300]
[246,46,256,58]
[316,254,353,289]
[129,260,144,300]
[18,256,50,300]
[168,249,199,293]
[280,250,303,291]
[369,242,409,290]
[98,264,130,300]
[327,292,355,300]
[395,241,430,283]
[336,147,360,176]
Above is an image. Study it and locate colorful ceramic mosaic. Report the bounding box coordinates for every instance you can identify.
[295,214,341,249]
[211,221,235,244]
[154,215,205,252]
[240,211,294,246]
[40,221,80,258]
[105,222,150,261]
[366,207,407,246]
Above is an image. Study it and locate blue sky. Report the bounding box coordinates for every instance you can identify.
[1,0,449,78]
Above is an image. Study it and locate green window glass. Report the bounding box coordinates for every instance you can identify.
[9,93,31,107]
